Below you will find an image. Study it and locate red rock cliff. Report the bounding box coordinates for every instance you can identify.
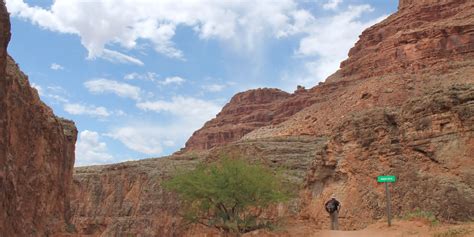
[0,1,78,236]
[183,88,317,151]
[302,85,474,229]
[69,0,473,235]
[244,0,474,140]
[184,0,474,151]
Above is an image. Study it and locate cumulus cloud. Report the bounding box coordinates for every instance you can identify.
[292,5,387,86]
[6,0,312,61]
[50,63,64,70]
[136,96,220,122]
[106,125,171,155]
[323,0,343,10]
[75,130,113,166]
[158,76,186,86]
[84,78,142,101]
[64,103,111,118]
[106,97,222,155]
[106,118,210,156]
[31,83,43,95]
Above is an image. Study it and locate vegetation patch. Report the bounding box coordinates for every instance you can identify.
[165,157,290,235]
[403,209,440,226]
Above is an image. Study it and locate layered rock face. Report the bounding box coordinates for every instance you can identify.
[184,0,474,145]
[244,0,474,140]
[183,88,318,151]
[71,154,202,236]
[0,2,78,236]
[70,138,326,236]
[302,85,474,229]
[69,0,473,235]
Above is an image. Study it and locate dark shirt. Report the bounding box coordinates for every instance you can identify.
[325,198,341,213]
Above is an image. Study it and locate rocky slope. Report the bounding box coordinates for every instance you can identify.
[70,85,473,235]
[301,85,473,229]
[184,0,474,147]
[70,137,326,236]
[69,0,473,235]
[183,87,318,151]
[244,0,474,140]
[0,1,78,236]
[71,154,200,236]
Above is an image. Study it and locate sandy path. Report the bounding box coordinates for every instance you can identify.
[310,221,473,237]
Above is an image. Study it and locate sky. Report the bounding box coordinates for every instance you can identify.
[5,0,398,166]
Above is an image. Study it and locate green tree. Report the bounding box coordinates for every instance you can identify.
[165,158,289,235]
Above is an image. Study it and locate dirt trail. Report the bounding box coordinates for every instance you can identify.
[242,220,474,237]
[311,221,474,237]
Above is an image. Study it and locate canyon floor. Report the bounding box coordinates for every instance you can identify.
[239,220,474,237]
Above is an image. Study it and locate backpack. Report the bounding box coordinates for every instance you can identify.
[325,200,337,213]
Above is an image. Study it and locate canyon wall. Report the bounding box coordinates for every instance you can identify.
[70,0,473,235]
[183,88,318,151]
[0,1,78,236]
[244,0,474,140]
[184,0,474,147]
[70,137,327,236]
[302,85,474,229]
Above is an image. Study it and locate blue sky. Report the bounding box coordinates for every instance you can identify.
[6,0,397,166]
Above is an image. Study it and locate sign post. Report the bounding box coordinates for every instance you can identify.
[377,175,396,227]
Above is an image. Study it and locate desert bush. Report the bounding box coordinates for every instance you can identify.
[165,157,289,235]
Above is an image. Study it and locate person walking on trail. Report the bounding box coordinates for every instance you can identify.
[325,196,341,230]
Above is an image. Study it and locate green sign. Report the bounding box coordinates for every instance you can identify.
[377,175,396,183]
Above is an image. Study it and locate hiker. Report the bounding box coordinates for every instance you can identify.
[325,196,341,230]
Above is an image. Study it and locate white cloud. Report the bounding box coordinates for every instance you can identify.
[106,125,167,155]
[36,85,70,104]
[136,96,220,122]
[158,76,186,86]
[291,5,387,86]
[124,72,158,81]
[31,83,43,95]
[75,130,114,166]
[64,103,111,118]
[108,97,222,155]
[101,49,144,66]
[6,0,312,61]
[106,118,210,156]
[323,0,343,10]
[106,121,197,155]
[202,84,225,92]
[84,78,142,101]
[50,63,64,70]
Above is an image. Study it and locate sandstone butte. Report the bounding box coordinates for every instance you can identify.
[1,0,473,236]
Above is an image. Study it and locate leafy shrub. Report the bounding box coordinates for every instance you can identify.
[165,157,289,235]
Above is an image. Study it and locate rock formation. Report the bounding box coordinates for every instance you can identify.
[0,1,78,236]
[302,85,474,229]
[70,138,326,236]
[244,0,474,140]
[183,88,318,151]
[71,155,200,236]
[69,0,473,235]
[185,0,474,147]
